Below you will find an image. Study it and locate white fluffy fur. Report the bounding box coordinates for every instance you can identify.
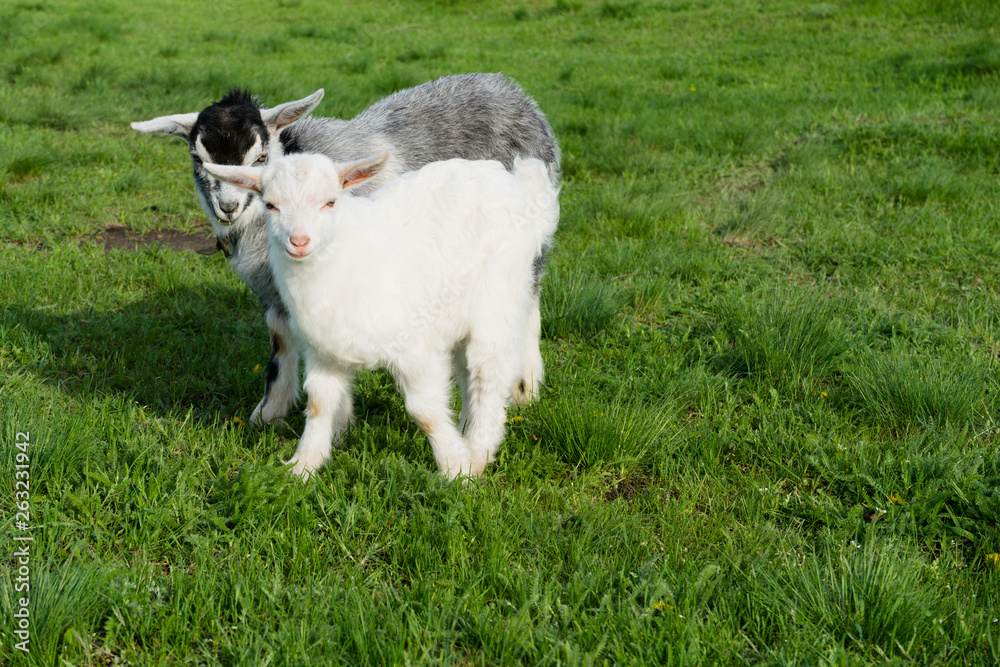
[205,154,559,479]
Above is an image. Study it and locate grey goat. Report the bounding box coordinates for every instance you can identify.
[132,73,560,425]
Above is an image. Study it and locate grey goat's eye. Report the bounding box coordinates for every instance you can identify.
[253,155,267,166]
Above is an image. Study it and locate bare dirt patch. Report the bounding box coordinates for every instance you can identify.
[600,472,653,504]
[101,224,217,254]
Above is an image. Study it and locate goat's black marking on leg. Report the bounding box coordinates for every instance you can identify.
[262,333,281,401]
[518,380,526,394]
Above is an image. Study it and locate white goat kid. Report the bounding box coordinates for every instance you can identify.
[204,153,559,479]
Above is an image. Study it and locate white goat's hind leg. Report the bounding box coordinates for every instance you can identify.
[250,308,300,425]
[399,356,471,479]
[464,346,520,476]
[288,363,354,479]
[511,295,544,405]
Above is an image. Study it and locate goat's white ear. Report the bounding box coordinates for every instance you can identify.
[202,163,264,193]
[338,152,389,191]
[130,113,200,139]
[260,89,324,132]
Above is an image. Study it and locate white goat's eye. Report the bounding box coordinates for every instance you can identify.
[325,200,336,208]
[265,202,277,211]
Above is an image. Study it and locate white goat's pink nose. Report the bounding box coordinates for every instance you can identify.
[290,232,310,249]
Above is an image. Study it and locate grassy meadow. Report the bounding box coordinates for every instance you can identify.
[4,0,1000,663]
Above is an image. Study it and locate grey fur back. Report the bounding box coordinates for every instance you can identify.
[280,73,561,193]
[228,73,560,314]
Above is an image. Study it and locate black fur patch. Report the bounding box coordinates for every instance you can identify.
[262,359,280,400]
[191,89,269,165]
[279,125,303,155]
[262,332,282,400]
[219,88,262,108]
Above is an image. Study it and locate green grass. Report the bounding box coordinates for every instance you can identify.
[528,390,675,469]
[3,0,1000,663]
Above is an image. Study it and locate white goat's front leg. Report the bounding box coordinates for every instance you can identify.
[511,294,544,405]
[287,361,354,479]
[398,355,472,479]
[250,308,300,425]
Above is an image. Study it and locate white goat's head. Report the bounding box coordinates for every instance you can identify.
[203,152,388,260]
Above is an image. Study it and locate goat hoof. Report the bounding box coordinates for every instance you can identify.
[285,459,315,480]
[250,402,287,427]
[510,379,538,405]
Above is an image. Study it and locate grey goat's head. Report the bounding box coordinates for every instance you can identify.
[131,88,324,240]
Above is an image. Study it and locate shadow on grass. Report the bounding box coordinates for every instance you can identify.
[1,285,269,425]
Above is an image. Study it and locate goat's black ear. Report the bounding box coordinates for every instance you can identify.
[131,113,200,139]
[339,152,389,191]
